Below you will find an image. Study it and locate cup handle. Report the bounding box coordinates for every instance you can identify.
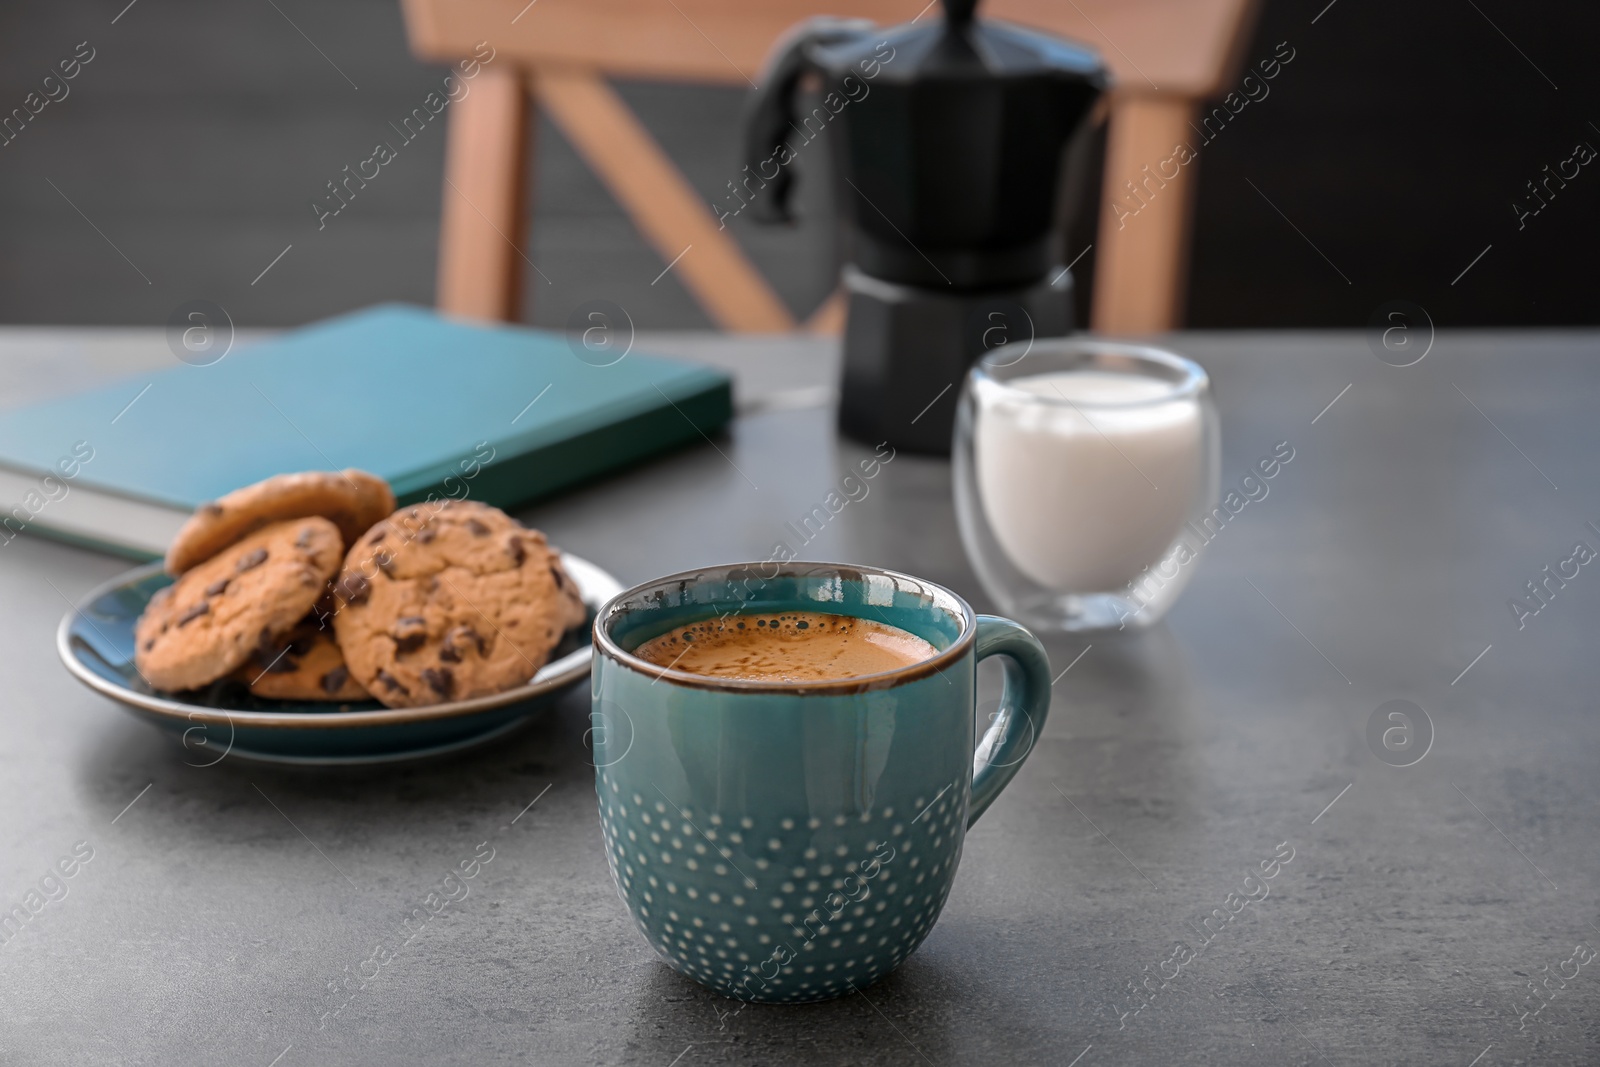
[967,615,1052,828]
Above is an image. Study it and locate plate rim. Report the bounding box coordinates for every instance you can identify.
[203,715,536,766]
[56,552,621,730]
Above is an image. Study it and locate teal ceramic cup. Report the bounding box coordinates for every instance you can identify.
[590,561,1051,1003]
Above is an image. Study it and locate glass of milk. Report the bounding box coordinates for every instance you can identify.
[953,339,1219,632]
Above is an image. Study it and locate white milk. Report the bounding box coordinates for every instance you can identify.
[972,369,1204,592]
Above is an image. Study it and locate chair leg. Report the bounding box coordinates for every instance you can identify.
[804,289,846,336]
[536,67,795,333]
[437,65,532,322]
[1091,94,1198,336]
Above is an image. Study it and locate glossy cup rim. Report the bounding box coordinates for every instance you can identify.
[593,560,976,694]
[971,338,1209,409]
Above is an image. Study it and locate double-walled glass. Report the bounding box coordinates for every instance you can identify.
[953,339,1220,633]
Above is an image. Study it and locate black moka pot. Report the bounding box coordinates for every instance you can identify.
[743,0,1107,454]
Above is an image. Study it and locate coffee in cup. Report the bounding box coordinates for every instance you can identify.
[632,611,937,683]
[591,562,1053,1002]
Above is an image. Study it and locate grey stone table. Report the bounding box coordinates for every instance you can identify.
[4,328,1599,1066]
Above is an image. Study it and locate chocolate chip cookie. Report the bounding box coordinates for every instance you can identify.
[165,469,395,575]
[136,517,344,691]
[236,611,370,702]
[330,501,586,708]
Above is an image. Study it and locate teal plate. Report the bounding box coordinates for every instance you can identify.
[56,554,623,765]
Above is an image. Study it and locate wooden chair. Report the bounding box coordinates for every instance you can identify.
[399,0,1258,336]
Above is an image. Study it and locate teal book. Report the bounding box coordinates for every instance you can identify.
[0,304,732,560]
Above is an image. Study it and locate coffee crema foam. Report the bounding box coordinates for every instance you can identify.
[631,611,937,683]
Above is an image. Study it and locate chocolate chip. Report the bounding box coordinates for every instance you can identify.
[421,667,454,697]
[375,549,396,577]
[375,669,407,694]
[205,578,230,596]
[466,518,490,537]
[201,502,223,517]
[508,537,526,566]
[320,666,349,694]
[393,616,427,654]
[295,526,315,549]
[236,548,269,573]
[249,628,292,671]
[548,564,565,589]
[177,602,209,626]
[368,529,386,545]
[439,624,484,662]
[416,526,436,544]
[142,638,155,651]
[334,572,371,606]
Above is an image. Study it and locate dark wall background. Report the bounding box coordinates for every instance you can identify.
[1187,0,1599,328]
[0,0,1592,330]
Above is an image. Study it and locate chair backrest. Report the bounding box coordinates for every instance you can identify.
[403,0,1251,97]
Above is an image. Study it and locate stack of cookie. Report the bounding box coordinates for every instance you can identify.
[134,471,587,709]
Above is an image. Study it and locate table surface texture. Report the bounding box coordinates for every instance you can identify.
[2,328,1598,1066]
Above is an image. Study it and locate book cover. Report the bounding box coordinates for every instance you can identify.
[0,304,732,560]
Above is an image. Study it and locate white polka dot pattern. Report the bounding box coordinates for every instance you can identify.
[596,777,968,1003]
